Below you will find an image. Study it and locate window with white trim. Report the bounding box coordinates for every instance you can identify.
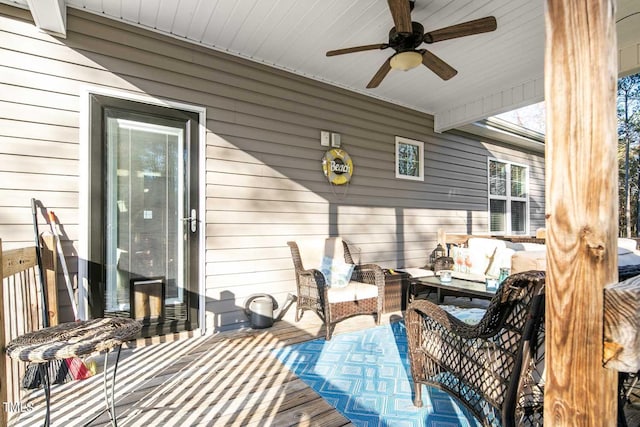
[488,159,529,235]
[395,137,424,181]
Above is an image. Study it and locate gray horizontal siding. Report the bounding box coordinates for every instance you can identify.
[0,5,545,331]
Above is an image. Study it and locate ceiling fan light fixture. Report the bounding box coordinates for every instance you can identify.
[390,51,422,71]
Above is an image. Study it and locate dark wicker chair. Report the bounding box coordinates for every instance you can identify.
[287,238,385,340]
[405,270,546,426]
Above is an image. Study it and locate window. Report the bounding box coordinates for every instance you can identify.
[488,159,529,235]
[395,137,424,181]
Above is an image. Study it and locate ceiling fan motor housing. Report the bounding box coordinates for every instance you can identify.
[389,22,424,52]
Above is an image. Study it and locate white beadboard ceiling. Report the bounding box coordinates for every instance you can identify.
[4,0,640,132]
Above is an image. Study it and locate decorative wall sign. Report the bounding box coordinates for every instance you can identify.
[322,148,353,185]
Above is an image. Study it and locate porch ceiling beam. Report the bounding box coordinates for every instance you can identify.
[433,75,544,133]
[26,0,66,38]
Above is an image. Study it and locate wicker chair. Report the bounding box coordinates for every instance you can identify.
[405,270,546,426]
[287,238,385,340]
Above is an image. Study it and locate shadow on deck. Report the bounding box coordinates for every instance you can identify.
[9,311,396,426]
[10,299,640,426]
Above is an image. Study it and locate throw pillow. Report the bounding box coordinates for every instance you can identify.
[486,247,516,278]
[467,237,507,276]
[451,246,473,274]
[452,244,499,276]
[320,256,355,288]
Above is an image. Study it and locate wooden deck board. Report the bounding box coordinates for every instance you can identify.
[9,311,390,426]
[10,303,640,425]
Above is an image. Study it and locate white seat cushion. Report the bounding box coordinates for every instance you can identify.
[467,237,507,253]
[485,247,516,278]
[295,237,346,270]
[619,238,638,252]
[454,237,508,277]
[511,246,640,273]
[511,250,547,274]
[327,280,378,303]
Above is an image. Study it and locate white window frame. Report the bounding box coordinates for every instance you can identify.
[487,158,530,235]
[395,136,424,181]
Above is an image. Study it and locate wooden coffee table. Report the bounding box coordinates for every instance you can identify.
[408,275,496,304]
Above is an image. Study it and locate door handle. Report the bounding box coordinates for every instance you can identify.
[182,208,197,233]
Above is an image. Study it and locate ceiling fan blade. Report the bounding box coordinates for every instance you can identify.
[423,16,497,44]
[421,50,457,80]
[326,43,387,57]
[387,0,413,34]
[366,58,392,88]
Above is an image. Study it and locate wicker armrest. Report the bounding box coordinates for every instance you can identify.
[354,263,384,271]
[298,267,324,280]
[296,268,328,299]
[407,299,482,339]
[352,263,385,287]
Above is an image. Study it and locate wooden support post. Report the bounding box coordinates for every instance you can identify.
[0,239,7,427]
[544,1,618,425]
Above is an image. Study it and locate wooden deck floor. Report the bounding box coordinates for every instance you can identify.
[9,310,404,427]
[10,302,640,426]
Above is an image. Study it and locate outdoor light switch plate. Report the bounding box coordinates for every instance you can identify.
[331,132,341,148]
[321,130,330,146]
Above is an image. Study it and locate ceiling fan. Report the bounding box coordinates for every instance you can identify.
[326,0,497,88]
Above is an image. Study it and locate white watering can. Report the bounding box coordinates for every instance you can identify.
[244,293,295,329]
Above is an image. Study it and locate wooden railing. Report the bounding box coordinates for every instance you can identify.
[436,229,546,247]
[0,237,58,426]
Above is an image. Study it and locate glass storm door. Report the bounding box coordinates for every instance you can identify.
[89,95,199,335]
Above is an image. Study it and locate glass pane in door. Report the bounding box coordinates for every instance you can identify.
[104,117,186,322]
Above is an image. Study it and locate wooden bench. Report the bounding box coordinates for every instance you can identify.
[0,237,58,426]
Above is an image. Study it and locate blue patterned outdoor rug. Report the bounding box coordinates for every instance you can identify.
[273,321,481,427]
